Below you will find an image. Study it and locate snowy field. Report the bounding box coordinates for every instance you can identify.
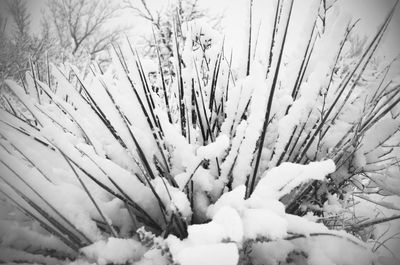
[0,0,399,264]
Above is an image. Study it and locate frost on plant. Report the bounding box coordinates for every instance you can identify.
[0,0,400,265]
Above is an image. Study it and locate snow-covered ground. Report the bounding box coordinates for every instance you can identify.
[0,0,399,264]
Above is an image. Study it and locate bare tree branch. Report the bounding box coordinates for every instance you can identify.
[47,0,125,60]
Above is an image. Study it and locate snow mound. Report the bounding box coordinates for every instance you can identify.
[80,238,145,265]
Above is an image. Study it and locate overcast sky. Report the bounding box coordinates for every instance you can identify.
[209,0,399,57]
[121,0,399,58]
[11,0,400,61]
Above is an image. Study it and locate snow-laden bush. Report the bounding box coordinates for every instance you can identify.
[0,0,400,264]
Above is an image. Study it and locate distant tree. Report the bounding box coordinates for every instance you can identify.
[47,0,127,67]
[5,0,30,36]
[0,0,54,82]
[124,0,221,75]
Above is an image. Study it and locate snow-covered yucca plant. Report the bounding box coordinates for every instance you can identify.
[1,0,400,264]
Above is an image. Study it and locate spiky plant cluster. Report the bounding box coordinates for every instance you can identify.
[0,0,399,264]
